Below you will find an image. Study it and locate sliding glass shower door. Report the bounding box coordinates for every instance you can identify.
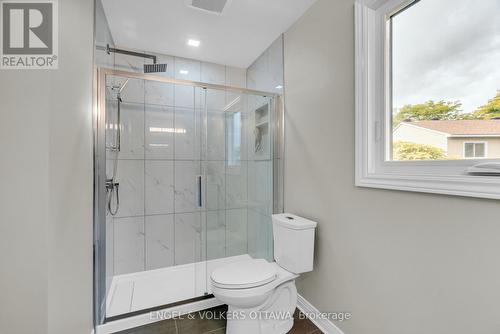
[95,69,280,323]
[202,87,276,292]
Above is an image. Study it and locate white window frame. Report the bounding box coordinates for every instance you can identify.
[463,141,488,159]
[354,0,500,199]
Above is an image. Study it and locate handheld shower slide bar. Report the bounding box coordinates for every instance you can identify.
[106,83,126,152]
[104,80,129,216]
[106,90,122,216]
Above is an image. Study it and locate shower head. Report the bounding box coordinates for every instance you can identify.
[144,63,168,74]
[106,45,168,74]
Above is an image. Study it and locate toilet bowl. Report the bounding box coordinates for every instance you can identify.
[210,214,317,334]
[211,260,298,334]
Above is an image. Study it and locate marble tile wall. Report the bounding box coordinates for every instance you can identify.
[105,50,277,275]
[97,3,281,304]
[246,35,284,95]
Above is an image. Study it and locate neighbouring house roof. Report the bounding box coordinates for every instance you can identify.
[402,120,500,136]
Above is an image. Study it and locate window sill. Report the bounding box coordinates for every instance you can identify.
[356,171,500,200]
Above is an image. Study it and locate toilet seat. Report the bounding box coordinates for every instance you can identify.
[211,259,277,289]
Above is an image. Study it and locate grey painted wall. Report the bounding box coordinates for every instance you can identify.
[0,0,94,333]
[0,32,50,334]
[47,0,94,332]
[283,1,500,333]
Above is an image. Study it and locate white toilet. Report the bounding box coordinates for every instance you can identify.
[210,213,317,334]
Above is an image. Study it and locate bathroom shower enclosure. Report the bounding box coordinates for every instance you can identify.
[93,67,284,324]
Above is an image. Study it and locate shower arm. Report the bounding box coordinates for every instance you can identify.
[105,44,158,64]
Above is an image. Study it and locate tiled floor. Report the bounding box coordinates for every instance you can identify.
[116,306,323,334]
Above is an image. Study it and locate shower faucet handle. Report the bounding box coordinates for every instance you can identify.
[105,179,119,190]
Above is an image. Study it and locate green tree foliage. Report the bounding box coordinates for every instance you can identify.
[393,141,446,161]
[394,92,500,123]
[464,90,500,120]
[393,100,462,126]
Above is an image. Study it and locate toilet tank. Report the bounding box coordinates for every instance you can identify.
[272,213,317,274]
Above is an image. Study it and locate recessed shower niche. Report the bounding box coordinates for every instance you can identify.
[254,102,271,159]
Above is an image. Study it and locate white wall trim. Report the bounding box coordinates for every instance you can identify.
[297,294,346,334]
[95,298,223,334]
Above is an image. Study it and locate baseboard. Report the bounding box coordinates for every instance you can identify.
[296,294,346,334]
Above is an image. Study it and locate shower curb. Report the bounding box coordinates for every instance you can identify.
[94,297,223,334]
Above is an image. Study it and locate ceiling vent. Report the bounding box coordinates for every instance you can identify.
[187,0,231,15]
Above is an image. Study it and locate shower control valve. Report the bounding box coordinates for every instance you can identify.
[106,179,119,191]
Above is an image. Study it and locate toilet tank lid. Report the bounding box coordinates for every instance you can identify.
[272,214,317,230]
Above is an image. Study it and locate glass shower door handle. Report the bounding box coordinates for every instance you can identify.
[196,175,202,208]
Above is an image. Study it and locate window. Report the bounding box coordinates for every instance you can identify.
[390,0,500,162]
[464,142,486,159]
[355,0,500,199]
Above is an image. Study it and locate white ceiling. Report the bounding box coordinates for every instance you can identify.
[101,0,317,68]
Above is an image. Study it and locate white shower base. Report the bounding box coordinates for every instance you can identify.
[106,254,251,317]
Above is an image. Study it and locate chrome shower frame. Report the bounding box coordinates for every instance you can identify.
[93,67,285,331]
